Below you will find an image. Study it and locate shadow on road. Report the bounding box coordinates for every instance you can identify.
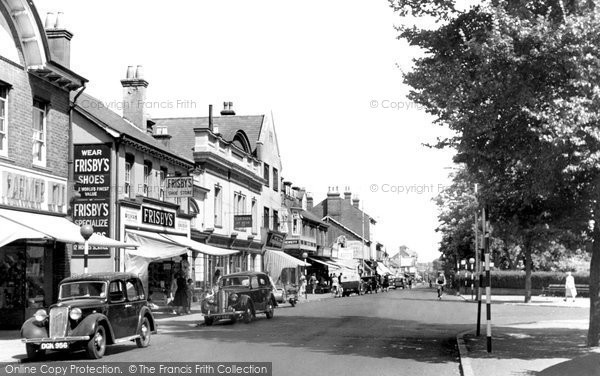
[159,314,464,364]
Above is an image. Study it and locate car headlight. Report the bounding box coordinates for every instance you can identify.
[230,293,238,302]
[34,309,47,322]
[69,308,82,321]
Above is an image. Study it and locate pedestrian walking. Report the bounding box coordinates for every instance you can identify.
[299,274,307,299]
[185,278,194,314]
[564,271,577,303]
[173,272,188,315]
[331,273,340,297]
[309,274,317,294]
[436,272,446,299]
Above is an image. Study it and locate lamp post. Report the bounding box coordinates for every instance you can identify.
[80,224,94,274]
[302,252,308,300]
[469,257,475,300]
[461,259,467,293]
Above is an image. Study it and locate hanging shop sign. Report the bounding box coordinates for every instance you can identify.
[265,231,286,249]
[165,176,193,198]
[234,214,253,229]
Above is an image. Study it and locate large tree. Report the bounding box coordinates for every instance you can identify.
[391,0,600,345]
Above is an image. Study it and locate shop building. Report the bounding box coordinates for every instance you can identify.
[0,3,131,328]
[71,67,222,301]
[154,102,284,290]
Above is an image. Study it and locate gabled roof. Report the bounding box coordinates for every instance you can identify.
[322,216,369,243]
[153,115,265,160]
[290,208,329,227]
[73,92,193,166]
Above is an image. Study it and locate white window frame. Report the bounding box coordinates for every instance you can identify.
[143,162,151,197]
[251,199,257,234]
[214,185,222,227]
[124,161,132,197]
[0,87,7,156]
[159,168,167,201]
[32,100,46,166]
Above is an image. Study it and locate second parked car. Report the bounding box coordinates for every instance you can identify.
[201,271,276,325]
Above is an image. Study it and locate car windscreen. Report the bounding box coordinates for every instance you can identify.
[59,282,107,300]
[221,276,250,287]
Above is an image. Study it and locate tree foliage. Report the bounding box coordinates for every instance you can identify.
[392,0,600,345]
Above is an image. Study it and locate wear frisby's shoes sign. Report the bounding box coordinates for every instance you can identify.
[72,143,112,257]
[142,206,175,228]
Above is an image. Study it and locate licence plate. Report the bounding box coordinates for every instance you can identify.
[211,314,232,321]
[40,342,68,350]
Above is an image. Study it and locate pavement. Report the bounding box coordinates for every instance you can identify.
[0,292,332,363]
[455,294,600,376]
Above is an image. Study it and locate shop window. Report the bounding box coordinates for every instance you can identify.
[32,100,47,166]
[0,86,7,156]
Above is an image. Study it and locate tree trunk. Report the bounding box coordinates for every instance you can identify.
[588,219,600,347]
[524,236,533,303]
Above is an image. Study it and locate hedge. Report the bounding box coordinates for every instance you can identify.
[455,271,590,290]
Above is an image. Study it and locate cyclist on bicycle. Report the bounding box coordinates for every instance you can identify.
[436,272,447,299]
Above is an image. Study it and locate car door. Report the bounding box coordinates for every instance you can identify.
[125,279,144,336]
[248,276,263,310]
[257,275,270,310]
[106,280,131,339]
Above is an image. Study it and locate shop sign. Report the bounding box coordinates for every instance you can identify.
[176,217,190,233]
[72,198,110,257]
[123,209,139,225]
[166,176,193,198]
[73,144,111,199]
[142,206,175,228]
[266,231,286,249]
[234,214,253,229]
[1,168,67,213]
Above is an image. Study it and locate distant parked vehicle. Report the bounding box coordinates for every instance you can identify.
[340,273,364,297]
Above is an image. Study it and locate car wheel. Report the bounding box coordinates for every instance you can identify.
[86,325,106,359]
[204,317,213,326]
[135,317,151,348]
[25,344,45,360]
[243,305,253,324]
[266,299,275,319]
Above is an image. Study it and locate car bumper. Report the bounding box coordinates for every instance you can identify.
[204,311,245,320]
[22,336,90,343]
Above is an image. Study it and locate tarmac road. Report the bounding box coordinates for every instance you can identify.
[17,287,590,376]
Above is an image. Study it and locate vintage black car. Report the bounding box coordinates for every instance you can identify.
[201,271,276,325]
[21,273,156,360]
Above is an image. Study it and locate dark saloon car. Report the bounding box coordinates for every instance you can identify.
[21,273,157,360]
[201,271,276,325]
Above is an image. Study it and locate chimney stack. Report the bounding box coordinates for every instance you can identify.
[121,65,149,132]
[44,12,73,68]
[208,104,213,132]
[326,186,342,219]
[344,186,352,201]
[220,101,236,116]
[307,196,314,211]
[352,197,360,208]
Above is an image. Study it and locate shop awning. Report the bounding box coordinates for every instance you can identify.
[0,209,137,248]
[161,234,238,256]
[125,230,238,257]
[125,230,188,259]
[308,257,355,271]
[377,263,393,275]
[264,250,309,286]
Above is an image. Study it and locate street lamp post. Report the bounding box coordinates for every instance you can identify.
[80,224,94,274]
[469,257,475,300]
[302,252,308,300]
[461,259,467,294]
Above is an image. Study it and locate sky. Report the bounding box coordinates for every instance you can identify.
[36,0,456,262]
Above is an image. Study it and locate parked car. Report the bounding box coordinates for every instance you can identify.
[200,271,276,325]
[340,272,364,297]
[21,273,156,360]
[394,277,406,289]
[268,278,285,305]
[388,277,397,289]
